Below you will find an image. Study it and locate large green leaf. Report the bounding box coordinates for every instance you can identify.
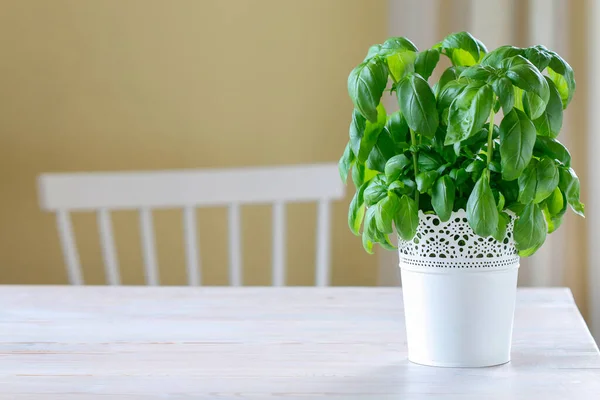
[491,76,514,115]
[384,111,410,144]
[435,66,461,97]
[384,154,411,181]
[523,45,553,71]
[547,52,576,108]
[416,171,439,193]
[347,57,389,122]
[518,158,559,204]
[481,45,523,68]
[558,167,585,217]
[440,31,486,66]
[499,109,536,181]
[437,79,469,111]
[503,55,550,108]
[348,182,368,235]
[543,187,567,234]
[363,44,382,61]
[445,82,494,145]
[415,49,440,81]
[397,73,439,137]
[432,175,455,222]
[533,136,571,167]
[466,171,498,237]
[381,37,418,82]
[338,143,354,184]
[395,195,419,240]
[366,123,404,172]
[364,181,388,206]
[362,207,378,253]
[493,211,511,242]
[514,203,547,251]
[522,91,547,120]
[417,151,443,171]
[532,77,563,138]
[349,104,386,163]
[375,193,400,234]
[459,64,495,81]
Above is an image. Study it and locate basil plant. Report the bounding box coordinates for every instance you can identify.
[339,32,583,256]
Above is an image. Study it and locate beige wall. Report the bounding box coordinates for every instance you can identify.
[0,0,387,285]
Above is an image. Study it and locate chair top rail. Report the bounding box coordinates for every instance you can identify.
[39,163,344,211]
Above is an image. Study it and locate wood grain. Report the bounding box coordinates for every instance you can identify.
[0,286,598,399]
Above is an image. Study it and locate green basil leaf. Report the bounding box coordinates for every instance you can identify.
[348,182,368,235]
[432,175,455,222]
[546,187,566,216]
[437,79,469,111]
[497,191,506,211]
[514,203,547,251]
[435,66,461,96]
[366,121,403,172]
[543,188,567,234]
[441,31,486,66]
[417,151,443,171]
[504,55,550,107]
[518,243,544,257]
[338,143,355,184]
[459,64,495,81]
[465,158,486,182]
[397,73,439,137]
[542,204,564,234]
[533,136,571,166]
[535,158,560,203]
[493,211,510,242]
[522,91,547,120]
[532,77,563,138]
[364,44,382,61]
[381,37,418,82]
[518,158,559,204]
[466,171,499,237]
[499,179,520,205]
[499,109,536,181]
[364,182,388,206]
[416,171,439,193]
[362,207,378,254]
[449,168,469,185]
[385,154,411,181]
[349,104,386,163]
[481,45,523,68]
[389,177,416,196]
[395,195,419,240]
[491,76,514,115]
[352,162,365,188]
[352,163,378,189]
[547,52,576,108]
[489,161,501,173]
[445,83,494,145]
[415,49,440,81]
[348,57,389,122]
[558,167,585,217]
[385,111,410,144]
[523,45,553,71]
[376,193,400,234]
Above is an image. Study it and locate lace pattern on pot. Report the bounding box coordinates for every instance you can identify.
[398,209,519,270]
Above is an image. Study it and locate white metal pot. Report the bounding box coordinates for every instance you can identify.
[398,209,519,367]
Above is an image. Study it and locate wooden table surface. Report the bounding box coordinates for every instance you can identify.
[0,286,599,399]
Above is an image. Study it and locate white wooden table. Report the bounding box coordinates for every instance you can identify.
[1,286,599,399]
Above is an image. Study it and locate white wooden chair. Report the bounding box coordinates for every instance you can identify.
[38,164,344,287]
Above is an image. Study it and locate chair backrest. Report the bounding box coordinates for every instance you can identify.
[38,164,344,286]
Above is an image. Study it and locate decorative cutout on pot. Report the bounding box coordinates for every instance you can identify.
[398,209,518,269]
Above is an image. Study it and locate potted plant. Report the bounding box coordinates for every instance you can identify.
[339,32,583,367]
